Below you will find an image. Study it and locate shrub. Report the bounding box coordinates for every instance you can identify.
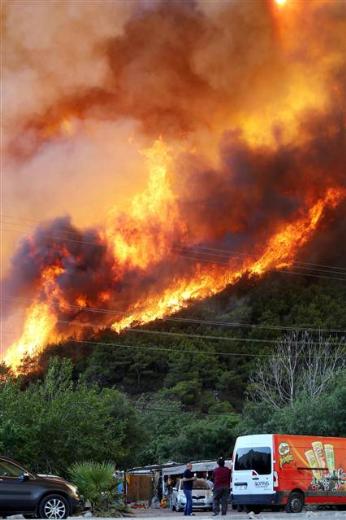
[69,461,123,516]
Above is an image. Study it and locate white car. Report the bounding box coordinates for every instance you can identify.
[170,478,213,512]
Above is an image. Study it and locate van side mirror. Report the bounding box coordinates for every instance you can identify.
[18,472,30,482]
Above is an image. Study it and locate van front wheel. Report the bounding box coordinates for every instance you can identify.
[286,491,304,513]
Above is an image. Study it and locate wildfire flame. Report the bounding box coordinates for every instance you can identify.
[2,0,346,373]
[275,0,287,7]
[4,302,58,370]
[3,139,345,372]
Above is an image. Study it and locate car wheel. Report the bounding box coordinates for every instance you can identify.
[286,491,304,513]
[38,494,69,519]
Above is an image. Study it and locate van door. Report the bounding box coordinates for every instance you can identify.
[233,445,273,498]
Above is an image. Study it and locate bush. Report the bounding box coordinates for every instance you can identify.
[69,461,124,515]
[0,358,145,474]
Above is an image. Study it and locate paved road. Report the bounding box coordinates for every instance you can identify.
[73,513,346,520]
[123,509,346,520]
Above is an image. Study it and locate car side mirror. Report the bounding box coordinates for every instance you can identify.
[18,472,30,482]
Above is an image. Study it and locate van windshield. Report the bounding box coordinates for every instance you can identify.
[234,447,271,475]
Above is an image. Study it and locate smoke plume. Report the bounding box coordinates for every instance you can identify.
[2,0,346,368]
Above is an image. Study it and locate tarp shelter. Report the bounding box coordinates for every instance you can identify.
[162,459,232,476]
[127,462,182,504]
[161,459,233,500]
[126,459,233,506]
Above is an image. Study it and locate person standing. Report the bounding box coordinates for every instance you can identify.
[182,462,195,516]
[212,458,231,516]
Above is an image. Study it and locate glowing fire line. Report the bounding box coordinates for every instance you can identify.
[111,187,344,332]
[4,183,344,373]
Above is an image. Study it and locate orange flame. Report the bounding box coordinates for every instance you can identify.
[3,140,345,373]
[111,187,344,333]
[275,0,287,7]
[106,139,183,270]
[4,302,58,370]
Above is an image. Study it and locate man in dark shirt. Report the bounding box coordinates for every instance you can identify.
[182,462,195,516]
[212,458,231,516]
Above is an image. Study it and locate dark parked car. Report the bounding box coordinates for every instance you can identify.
[0,456,81,519]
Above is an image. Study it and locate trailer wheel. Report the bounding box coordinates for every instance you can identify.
[286,491,304,513]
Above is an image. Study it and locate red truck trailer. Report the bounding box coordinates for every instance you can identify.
[232,434,346,513]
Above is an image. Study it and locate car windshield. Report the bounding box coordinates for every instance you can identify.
[179,478,211,490]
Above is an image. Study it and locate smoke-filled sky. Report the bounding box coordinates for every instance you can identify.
[1,0,346,366]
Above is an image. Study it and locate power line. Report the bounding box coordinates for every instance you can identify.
[2,216,346,275]
[2,224,346,284]
[38,338,273,358]
[4,317,345,346]
[126,328,345,345]
[189,245,346,273]
[1,224,104,248]
[29,338,346,359]
[293,260,346,273]
[161,317,346,335]
[135,406,235,418]
[3,223,346,282]
[2,296,346,335]
[182,244,346,272]
[274,269,346,283]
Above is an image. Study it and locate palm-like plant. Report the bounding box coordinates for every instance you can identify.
[69,461,121,515]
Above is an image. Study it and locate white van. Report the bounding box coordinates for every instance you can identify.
[232,434,274,513]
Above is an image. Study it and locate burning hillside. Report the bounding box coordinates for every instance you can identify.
[2,0,346,371]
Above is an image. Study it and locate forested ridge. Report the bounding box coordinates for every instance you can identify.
[1,271,345,474]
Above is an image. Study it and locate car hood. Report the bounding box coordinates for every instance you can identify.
[180,489,212,496]
[36,474,68,484]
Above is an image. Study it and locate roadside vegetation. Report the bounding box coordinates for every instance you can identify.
[1,272,345,473]
[69,461,126,516]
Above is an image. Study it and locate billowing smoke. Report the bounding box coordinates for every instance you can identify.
[174,92,346,247]
[2,0,346,367]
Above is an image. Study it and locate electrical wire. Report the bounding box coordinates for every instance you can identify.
[2,296,346,335]
[26,337,346,359]
[134,406,235,418]
[125,328,345,345]
[3,222,346,282]
[2,215,346,275]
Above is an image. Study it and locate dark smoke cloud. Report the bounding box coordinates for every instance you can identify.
[298,200,346,267]
[6,0,286,155]
[4,87,345,337]
[173,93,346,249]
[3,218,108,303]
[2,0,346,358]
[2,215,203,334]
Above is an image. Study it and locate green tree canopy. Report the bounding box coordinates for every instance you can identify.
[0,358,145,475]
